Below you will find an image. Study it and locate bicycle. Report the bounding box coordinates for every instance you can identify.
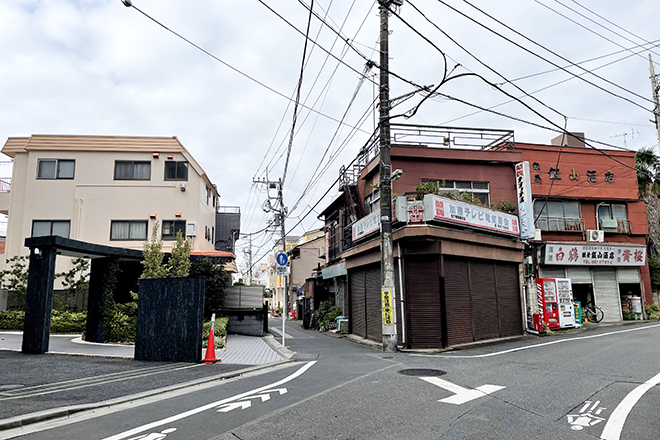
[583,303,604,323]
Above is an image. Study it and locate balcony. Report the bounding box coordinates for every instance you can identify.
[535,217,584,232]
[599,218,631,234]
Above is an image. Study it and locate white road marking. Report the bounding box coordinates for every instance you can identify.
[102,361,316,440]
[268,327,294,339]
[600,371,660,440]
[410,324,660,359]
[216,401,251,412]
[420,376,505,405]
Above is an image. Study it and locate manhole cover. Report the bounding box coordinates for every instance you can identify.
[291,353,319,360]
[0,384,24,391]
[397,369,446,377]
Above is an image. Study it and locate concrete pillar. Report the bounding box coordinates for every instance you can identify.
[22,246,57,354]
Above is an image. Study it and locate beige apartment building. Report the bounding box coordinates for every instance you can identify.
[0,135,220,271]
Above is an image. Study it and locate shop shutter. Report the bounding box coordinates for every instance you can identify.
[405,256,443,348]
[470,261,500,340]
[617,267,640,284]
[394,258,404,345]
[350,270,366,338]
[365,265,382,342]
[566,267,592,284]
[592,267,622,322]
[495,263,523,338]
[540,266,566,279]
[443,258,474,345]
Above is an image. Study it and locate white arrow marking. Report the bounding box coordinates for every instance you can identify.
[420,377,505,405]
[216,401,251,413]
[260,388,288,396]
[244,394,271,403]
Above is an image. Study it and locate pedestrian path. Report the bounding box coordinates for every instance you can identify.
[218,334,284,364]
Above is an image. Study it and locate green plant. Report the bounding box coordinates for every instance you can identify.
[645,304,660,321]
[103,298,138,343]
[414,180,441,196]
[316,299,342,330]
[55,258,90,311]
[202,316,228,349]
[167,231,191,278]
[0,310,24,330]
[649,258,660,291]
[493,198,517,214]
[0,255,29,310]
[50,310,87,333]
[141,222,167,279]
[189,257,231,319]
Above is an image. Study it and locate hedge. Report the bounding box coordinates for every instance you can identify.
[0,310,87,333]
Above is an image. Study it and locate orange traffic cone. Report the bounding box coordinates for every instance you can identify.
[202,328,221,364]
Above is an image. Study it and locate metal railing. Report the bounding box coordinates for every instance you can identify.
[0,178,11,193]
[599,218,631,234]
[535,217,584,232]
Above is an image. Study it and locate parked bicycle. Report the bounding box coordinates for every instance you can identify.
[583,303,604,323]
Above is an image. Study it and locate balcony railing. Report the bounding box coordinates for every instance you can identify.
[599,218,631,234]
[0,178,11,193]
[535,217,584,232]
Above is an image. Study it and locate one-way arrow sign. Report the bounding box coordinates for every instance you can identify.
[421,377,505,405]
[216,401,252,412]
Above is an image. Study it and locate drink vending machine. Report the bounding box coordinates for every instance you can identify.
[535,278,576,331]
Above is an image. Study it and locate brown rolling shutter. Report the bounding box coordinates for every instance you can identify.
[443,258,474,345]
[350,269,366,338]
[495,263,523,337]
[365,265,382,342]
[470,261,500,341]
[405,256,443,348]
[394,258,404,345]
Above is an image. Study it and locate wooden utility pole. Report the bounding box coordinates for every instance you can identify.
[649,54,660,148]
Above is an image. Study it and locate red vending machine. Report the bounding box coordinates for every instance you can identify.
[535,278,561,331]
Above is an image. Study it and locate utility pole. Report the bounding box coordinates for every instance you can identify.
[649,54,660,148]
[253,176,288,347]
[242,233,253,285]
[379,0,399,353]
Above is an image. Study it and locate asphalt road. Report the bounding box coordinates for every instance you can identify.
[3,321,660,440]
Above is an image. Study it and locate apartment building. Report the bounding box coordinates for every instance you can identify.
[0,135,220,270]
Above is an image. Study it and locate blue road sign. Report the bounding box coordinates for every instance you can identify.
[276,252,288,266]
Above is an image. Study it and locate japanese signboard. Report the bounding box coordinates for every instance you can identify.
[352,209,380,242]
[382,290,394,326]
[423,194,520,236]
[544,243,646,266]
[515,161,535,240]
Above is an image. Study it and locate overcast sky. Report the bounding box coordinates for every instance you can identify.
[2,0,659,271]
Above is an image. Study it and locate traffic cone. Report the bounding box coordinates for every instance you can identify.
[202,328,221,364]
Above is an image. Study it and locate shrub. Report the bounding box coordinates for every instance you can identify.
[141,222,168,279]
[202,317,228,349]
[0,256,29,310]
[103,301,138,343]
[316,299,342,330]
[0,310,24,330]
[646,305,660,321]
[189,258,231,319]
[167,231,191,278]
[50,310,87,333]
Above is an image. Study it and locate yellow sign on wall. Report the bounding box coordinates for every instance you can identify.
[382,290,394,326]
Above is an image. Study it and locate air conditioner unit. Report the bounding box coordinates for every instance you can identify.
[318,247,326,258]
[586,229,604,242]
[337,319,349,333]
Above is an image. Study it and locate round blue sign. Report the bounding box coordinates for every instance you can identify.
[276,252,288,266]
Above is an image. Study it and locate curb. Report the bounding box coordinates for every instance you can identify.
[263,334,296,359]
[0,359,294,432]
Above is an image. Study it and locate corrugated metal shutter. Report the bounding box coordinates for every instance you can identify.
[540,266,566,279]
[495,263,523,338]
[617,267,640,284]
[592,267,622,322]
[365,265,382,342]
[566,267,592,284]
[444,258,473,345]
[350,270,366,338]
[394,258,404,345]
[405,256,443,348]
[470,261,500,341]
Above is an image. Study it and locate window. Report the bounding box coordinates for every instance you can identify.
[164,161,188,181]
[424,179,490,205]
[597,203,629,233]
[32,220,70,238]
[114,161,151,180]
[364,188,380,215]
[533,200,583,231]
[37,159,75,179]
[162,220,186,240]
[110,221,148,240]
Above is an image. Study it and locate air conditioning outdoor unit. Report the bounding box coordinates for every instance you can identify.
[318,247,326,258]
[337,319,349,333]
[586,229,604,243]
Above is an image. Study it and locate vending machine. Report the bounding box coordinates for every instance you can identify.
[535,278,560,331]
[555,278,576,328]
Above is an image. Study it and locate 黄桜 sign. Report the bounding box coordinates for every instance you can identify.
[544,243,646,266]
[423,194,520,236]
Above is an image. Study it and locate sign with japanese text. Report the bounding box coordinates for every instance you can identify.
[382,290,394,326]
[515,161,535,240]
[423,195,520,236]
[352,209,380,242]
[544,243,646,266]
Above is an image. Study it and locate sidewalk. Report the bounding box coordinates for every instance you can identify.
[0,332,291,430]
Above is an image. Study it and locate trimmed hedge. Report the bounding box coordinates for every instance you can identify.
[202,317,228,349]
[103,302,138,343]
[0,310,87,333]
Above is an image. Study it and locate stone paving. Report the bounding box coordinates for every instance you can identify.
[217,334,284,364]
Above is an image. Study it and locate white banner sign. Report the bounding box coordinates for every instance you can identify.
[515,161,535,240]
[544,243,646,266]
[276,265,289,276]
[423,195,520,236]
[352,209,380,242]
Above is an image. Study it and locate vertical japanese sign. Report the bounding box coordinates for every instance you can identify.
[515,161,535,240]
[382,290,394,326]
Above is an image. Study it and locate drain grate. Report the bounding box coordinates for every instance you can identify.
[291,353,319,360]
[397,369,446,377]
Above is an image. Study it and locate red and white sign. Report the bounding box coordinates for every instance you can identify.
[544,243,646,266]
[423,195,520,236]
